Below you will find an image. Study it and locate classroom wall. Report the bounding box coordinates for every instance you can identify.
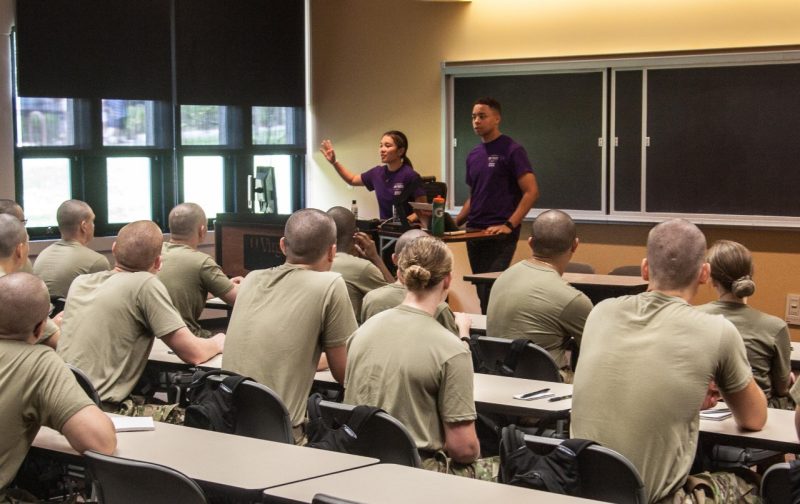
[308,0,800,338]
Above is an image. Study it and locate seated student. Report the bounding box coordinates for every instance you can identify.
[0,214,60,349]
[33,199,110,299]
[361,228,470,338]
[486,209,592,382]
[327,206,394,322]
[223,209,357,444]
[697,240,793,409]
[158,202,242,338]
[0,199,33,273]
[346,236,497,480]
[58,220,224,422]
[572,219,767,503]
[0,273,116,502]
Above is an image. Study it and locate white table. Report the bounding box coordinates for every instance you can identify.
[314,371,571,418]
[263,463,602,503]
[33,421,378,496]
[699,406,799,453]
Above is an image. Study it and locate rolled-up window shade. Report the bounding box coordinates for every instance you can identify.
[175,0,305,107]
[15,0,172,100]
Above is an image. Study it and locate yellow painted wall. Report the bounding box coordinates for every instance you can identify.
[308,0,800,338]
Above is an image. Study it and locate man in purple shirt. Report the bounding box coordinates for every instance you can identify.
[455,97,539,313]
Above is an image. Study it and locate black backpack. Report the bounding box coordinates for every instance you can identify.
[468,335,529,377]
[306,393,382,453]
[500,425,596,495]
[184,369,250,433]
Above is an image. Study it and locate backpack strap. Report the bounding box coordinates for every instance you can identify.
[468,333,494,375]
[345,405,383,435]
[307,393,324,422]
[186,369,248,401]
[500,339,529,376]
[220,374,250,394]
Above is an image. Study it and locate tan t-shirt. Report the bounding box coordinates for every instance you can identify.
[345,305,476,453]
[487,260,593,368]
[157,242,234,338]
[0,340,93,497]
[33,239,111,298]
[331,252,387,323]
[571,291,753,503]
[361,282,459,335]
[222,264,357,429]
[697,301,791,400]
[58,270,186,404]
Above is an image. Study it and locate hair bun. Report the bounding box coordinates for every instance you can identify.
[731,275,755,298]
[404,264,431,290]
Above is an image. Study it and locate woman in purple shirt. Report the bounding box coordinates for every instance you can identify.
[320,130,427,220]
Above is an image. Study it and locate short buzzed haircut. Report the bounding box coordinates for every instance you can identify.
[474,97,502,115]
[0,199,24,221]
[57,199,93,235]
[0,273,50,341]
[169,202,206,239]
[113,221,164,272]
[0,214,27,258]
[395,229,427,256]
[646,219,707,291]
[531,210,576,259]
[326,206,356,251]
[283,209,336,264]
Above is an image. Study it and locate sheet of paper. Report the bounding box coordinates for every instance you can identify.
[110,416,155,432]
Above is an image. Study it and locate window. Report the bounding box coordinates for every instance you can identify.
[183,156,225,218]
[20,158,71,227]
[252,106,297,145]
[15,97,74,147]
[181,105,228,145]
[102,99,157,146]
[106,157,152,223]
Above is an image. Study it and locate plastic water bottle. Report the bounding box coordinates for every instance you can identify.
[431,195,445,236]
[351,199,358,220]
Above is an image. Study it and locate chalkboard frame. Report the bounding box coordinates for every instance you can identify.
[443,48,800,228]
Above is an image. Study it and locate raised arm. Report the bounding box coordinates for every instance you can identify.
[61,405,117,455]
[162,327,224,366]
[354,232,394,283]
[722,378,767,431]
[320,139,363,186]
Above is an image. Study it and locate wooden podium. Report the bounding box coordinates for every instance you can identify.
[214,213,289,277]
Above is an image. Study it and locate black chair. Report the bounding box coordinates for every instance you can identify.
[67,363,101,406]
[523,435,646,504]
[84,451,208,504]
[316,400,421,468]
[608,265,642,277]
[233,380,294,444]
[761,462,792,504]
[421,177,448,203]
[564,262,595,274]
[312,494,364,504]
[476,336,563,382]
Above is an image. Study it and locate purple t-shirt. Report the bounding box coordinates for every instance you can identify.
[360,163,426,219]
[465,135,533,229]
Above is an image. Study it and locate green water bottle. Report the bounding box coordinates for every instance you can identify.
[431,194,445,237]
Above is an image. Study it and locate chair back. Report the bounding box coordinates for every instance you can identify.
[608,265,642,277]
[67,363,101,406]
[476,336,562,382]
[523,435,646,504]
[761,462,793,503]
[85,451,208,504]
[422,179,448,203]
[317,400,421,468]
[564,262,595,274]
[233,380,294,444]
